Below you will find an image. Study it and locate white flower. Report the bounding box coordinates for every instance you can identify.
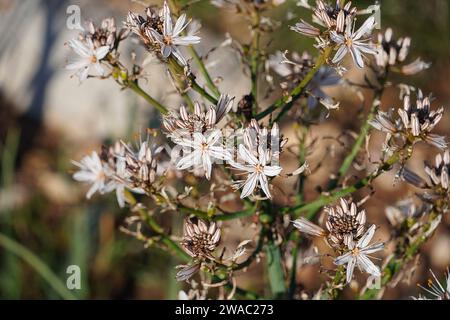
[334,224,384,284]
[330,16,377,69]
[72,151,112,199]
[230,144,282,199]
[149,1,201,65]
[66,38,109,82]
[175,130,231,180]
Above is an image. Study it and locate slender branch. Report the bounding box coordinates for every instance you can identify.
[189,45,220,98]
[125,190,190,261]
[327,81,386,191]
[255,46,334,121]
[265,241,286,299]
[214,205,256,221]
[127,81,169,115]
[0,232,77,300]
[168,56,218,105]
[287,147,409,218]
[191,79,218,104]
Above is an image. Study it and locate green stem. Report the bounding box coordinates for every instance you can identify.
[127,81,169,115]
[188,45,220,98]
[214,205,256,221]
[255,46,334,121]
[265,241,286,299]
[191,79,218,104]
[0,233,77,300]
[288,148,406,217]
[168,57,218,105]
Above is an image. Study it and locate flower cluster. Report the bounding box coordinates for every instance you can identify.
[66,18,128,82]
[293,198,383,283]
[72,137,162,207]
[375,28,430,75]
[292,1,377,69]
[369,90,446,150]
[66,0,450,300]
[126,2,200,66]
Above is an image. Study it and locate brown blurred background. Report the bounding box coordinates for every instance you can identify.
[0,0,449,299]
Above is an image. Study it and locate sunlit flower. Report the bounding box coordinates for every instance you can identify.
[230,144,282,199]
[330,16,377,69]
[66,38,109,82]
[163,94,234,137]
[72,151,113,199]
[175,130,231,180]
[293,198,367,249]
[334,224,384,284]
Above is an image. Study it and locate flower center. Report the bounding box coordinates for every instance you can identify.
[255,164,263,173]
[200,142,208,151]
[345,38,353,47]
[90,55,98,63]
[351,247,360,255]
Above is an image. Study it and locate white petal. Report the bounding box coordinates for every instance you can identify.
[238,144,258,166]
[332,46,348,64]
[258,173,271,198]
[292,217,325,236]
[345,257,356,284]
[357,224,376,248]
[356,254,381,277]
[66,59,89,70]
[353,16,375,40]
[171,46,187,65]
[349,45,364,68]
[173,35,201,45]
[161,44,172,58]
[202,152,212,180]
[206,129,222,145]
[163,1,173,35]
[177,151,199,170]
[240,172,258,198]
[79,67,90,82]
[330,31,345,44]
[334,252,352,266]
[262,165,282,177]
[94,63,105,76]
[172,13,188,37]
[95,46,110,60]
[360,242,384,255]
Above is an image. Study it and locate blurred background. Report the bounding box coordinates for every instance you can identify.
[0,0,449,299]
